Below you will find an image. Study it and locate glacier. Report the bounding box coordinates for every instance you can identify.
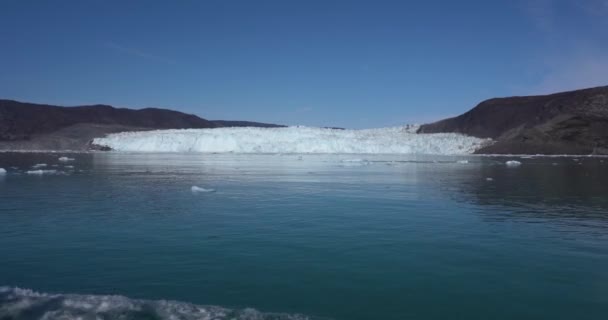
[93,126,491,154]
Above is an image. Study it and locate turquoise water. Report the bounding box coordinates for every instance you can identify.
[1,153,608,320]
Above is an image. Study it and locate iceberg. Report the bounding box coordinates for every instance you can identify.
[0,168,6,175]
[93,126,491,154]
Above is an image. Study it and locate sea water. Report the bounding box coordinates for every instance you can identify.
[1,153,608,319]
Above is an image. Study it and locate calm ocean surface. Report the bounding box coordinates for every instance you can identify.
[1,153,608,320]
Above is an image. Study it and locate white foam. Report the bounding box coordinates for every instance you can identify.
[0,287,310,320]
[191,186,216,193]
[26,169,58,175]
[505,160,522,167]
[0,168,6,175]
[93,126,491,155]
[58,157,75,162]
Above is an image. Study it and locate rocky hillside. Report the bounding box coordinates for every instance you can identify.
[0,100,282,150]
[418,86,608,155]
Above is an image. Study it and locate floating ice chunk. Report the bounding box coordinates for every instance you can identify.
[505,160,522,167]
[456,160,469,164]
[58,157,75,162]
[486,177,494,181]
[191,186,216,193]
[27,170,57,175]
[0,168,6,175]
[32,163,47,169]
[65,165,75,169]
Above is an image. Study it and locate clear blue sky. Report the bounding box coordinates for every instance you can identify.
[1,0,606,128]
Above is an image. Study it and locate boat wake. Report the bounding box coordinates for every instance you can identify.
[0,287,318,320]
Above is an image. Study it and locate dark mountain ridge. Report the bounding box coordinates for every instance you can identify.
[0,99,282,150]
[418,86,608,155]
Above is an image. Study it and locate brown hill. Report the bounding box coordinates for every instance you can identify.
[418,86,608,155]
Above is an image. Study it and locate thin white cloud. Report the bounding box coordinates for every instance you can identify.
[519,0,608,94]
[102,41,176,65]
[532,52,608,94]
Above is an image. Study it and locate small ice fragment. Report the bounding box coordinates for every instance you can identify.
[27,170,57,175]
[0,168,6,175]
[65,165,75,169]
[32,163,47,169]
[486,177,493,181]
[58,157,75,162]
[457,160,469,164]
[191,186,216,193]
[505,160,522,167]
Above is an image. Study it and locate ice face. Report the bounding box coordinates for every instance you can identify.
[93,126,491,155]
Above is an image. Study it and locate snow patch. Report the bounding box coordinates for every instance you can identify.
[93,126,491,155]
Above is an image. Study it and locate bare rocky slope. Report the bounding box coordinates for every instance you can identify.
[0,100,282,151]
[418,86,608,155]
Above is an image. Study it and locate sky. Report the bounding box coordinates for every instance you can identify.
[1,0,607,128]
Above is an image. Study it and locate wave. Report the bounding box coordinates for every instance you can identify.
[0,287,319,320]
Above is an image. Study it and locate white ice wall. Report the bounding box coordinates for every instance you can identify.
[93,126,490,155]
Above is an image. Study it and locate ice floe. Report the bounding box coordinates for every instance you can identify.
[93,126,491,154]
[32,163,47,169]
[191,186,216,193]
[505,160,522,167]
[58,157,75,162]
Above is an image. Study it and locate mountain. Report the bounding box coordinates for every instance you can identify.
[418,86,608,155]
[0,100,282,150]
